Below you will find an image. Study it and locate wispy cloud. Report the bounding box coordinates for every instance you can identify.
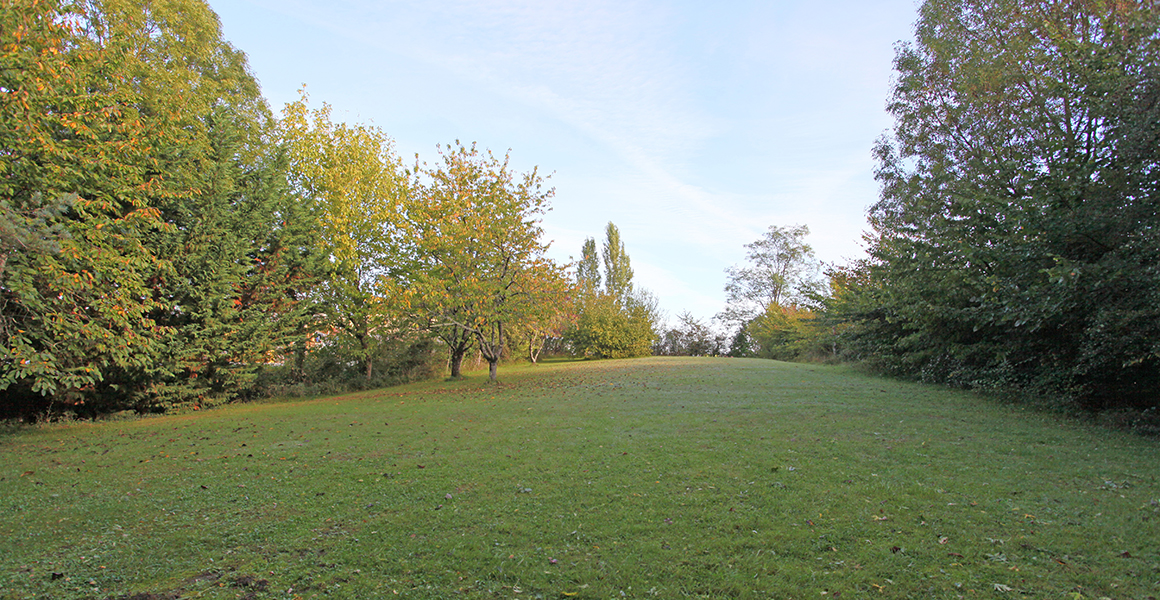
[255,0,713,160]
[227,0,917,318]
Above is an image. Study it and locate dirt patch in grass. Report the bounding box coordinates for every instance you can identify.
[105,572,269,600]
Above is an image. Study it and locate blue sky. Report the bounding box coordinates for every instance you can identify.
[207,0,920,324]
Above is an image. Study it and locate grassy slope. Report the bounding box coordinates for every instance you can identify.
[0,357,1157,599]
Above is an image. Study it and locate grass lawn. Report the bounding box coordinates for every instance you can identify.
[1,357,1157,599]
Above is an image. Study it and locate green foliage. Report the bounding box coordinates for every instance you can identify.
[568,292,657,359]
[279,92,408,382]
[407,142,569,382]
[601,221,634,304]
[743,304,838,362]
[565,225,658,359]
[257,334,442,398]
[576,236,601,296]
[0,0,325,416]
[719,224,820,329]
[655,311,725,356]
[717,224,834,362]
[1,0,167,404]
[849,0,1160,411]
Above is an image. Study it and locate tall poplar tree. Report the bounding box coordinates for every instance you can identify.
[601,222,633,304]
[565,222,657,358]
[576,237,601,296]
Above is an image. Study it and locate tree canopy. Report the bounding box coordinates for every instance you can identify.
[719,224,820,327]
[407,142,568,382]
[566,223,658,359]
[846,0,1160,410]
[1,0,324,414]
[279,92,409,381]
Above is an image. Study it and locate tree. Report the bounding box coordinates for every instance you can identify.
[717,225,821,359]
[718,225,820,328]
[565,226,658,359]
[408,142,568,382]
[576,237,601,296]
[855,0,1160,409]
[506,304,573,364]
[602,222,634,304]
[140,56,323,410]
[655,312,723,356]
[279,93,409,382]
[1,0,162,407]
[1,0,318,415]
[567,292,657,359]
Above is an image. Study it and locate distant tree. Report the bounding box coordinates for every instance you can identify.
[602,222,634,304]
[716,225,822,360]
[506,304,573,364]
[655,312,723,357]
[576,237,601,297]
[566,225,658,359]
[718,225,820,328]
[568,292,657,359]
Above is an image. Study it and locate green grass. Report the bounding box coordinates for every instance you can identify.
[1,357,1157,599]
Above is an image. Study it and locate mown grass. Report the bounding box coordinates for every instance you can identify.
[1,357,1157,599]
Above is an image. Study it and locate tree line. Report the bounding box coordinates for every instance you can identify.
[4,0,1156,419]
[714,0,1159,416]
[1,0,573,418]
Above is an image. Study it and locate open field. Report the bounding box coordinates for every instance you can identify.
[1,357,1157,599]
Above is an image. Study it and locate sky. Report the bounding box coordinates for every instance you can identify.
[206,0,921,325]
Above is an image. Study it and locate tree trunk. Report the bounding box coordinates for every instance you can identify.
[358,334,373,380]
[478,322,503,383]
[293,336,307,382]
[450,346,465,378]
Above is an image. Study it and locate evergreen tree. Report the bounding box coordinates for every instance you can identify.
[1,0,322,415]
